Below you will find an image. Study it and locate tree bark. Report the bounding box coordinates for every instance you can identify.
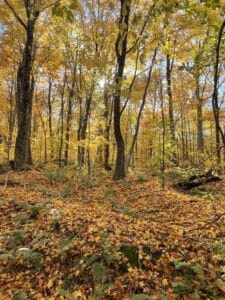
[59,72,67,167]
[113,0,131,180]
[64,67,76,165]
[126,48,157,171]
[47,78,54,160]
[78,92,93,166]
[103,88,113,171]
[159,78,165,189]
[196,91,204,153]
[14,2,39,169]
[7,75,16,163]
[166,54,177,164]
[212,19,225,173]
[194,62,204,156]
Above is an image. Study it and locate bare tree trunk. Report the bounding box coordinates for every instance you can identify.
[14,3,39,170]
[59,72,67,168]
[7,76,16,164]
[65,67,76,165]
[126,48,157,171]
[195,77,204,154]
[103,88,113,170]
[113,0,131,180]
[77,94,83,166]
[35,94,47,163]
[212,19,225,173]
[159,79,165,189]
[166,54,177,164]
[47,78,54,160]
[78,92,93,166]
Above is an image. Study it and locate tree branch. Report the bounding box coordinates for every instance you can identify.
[40,0,62,12]
[3,0,27,30]
[126,4,155,54]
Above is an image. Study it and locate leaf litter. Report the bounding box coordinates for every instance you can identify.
[0,171,225,299]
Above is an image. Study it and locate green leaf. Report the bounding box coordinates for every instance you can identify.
[92,262,107,283]
[102,252,116,266]
[120,245,139,268]
[95,283,112,296]
[13,291,27,300]
[66,10,74,22]
[191,290,200,300]
[85,254,98,266]
[0,253,13,260]
[172,282,192,295]
[130,295,153,300]
[69,0,79,10]
[174,260,189,270]
[52,4,64,17]
[212,245,225,257]
[216,279,225,292]
[142,35,149,40]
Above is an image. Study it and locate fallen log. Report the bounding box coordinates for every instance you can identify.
[175,169,221,190]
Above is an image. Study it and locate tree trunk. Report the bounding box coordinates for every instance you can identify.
[65,67,76,165]
[126,48,157,171]
[35,94,47,163]
[103,88,113,171]
[159,78,166,189]
[166,54,177,165]
[78,94,92,166]
[64,93,73,166]
[47,78,54,160]
[12,0,40,170]
[59,72,67,168]
[212,19,225,173]
[14,16,37,169]
[113,0,131,180]
[7,76,16,163]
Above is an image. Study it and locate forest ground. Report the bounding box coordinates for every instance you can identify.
[0,169,225,300]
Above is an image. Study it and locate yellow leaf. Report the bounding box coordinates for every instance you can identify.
[162,278,168,286]
[47,279,53,289]
[94,235,100,243]
[72,290,85,298]
[217,279,225,292]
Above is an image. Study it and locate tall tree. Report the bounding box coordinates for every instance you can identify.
[212,19,225,171]
[3,0,63,169]
[113,0,131,180]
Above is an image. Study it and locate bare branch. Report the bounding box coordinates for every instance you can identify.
[126,4,156,54]
[3,0,27,30]
[40,0,62,12]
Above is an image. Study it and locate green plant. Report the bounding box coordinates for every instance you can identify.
[120,245,139,268]
[130,295,153,300]
[92,261,107,283]
[15,214,29,225]
[60,183,73,200]
[13,290,27,300]
[29,205,42,219]
[8,230,25,248]
[43,166,76,184]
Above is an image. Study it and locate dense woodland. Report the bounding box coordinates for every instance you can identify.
[1,0,225,177]
[1,0,225,299]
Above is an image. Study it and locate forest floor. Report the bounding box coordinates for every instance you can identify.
[0,169,225,300]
